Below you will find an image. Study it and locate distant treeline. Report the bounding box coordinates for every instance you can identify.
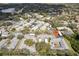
[0,3,79,20]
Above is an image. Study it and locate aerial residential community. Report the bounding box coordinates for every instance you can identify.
[0,3,79,56]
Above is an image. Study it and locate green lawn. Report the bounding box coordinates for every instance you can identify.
[64,38,76,53]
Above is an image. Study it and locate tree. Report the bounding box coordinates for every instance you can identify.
[65,50,78,56]
[17,34,24,40]
[0,33,2,41]
[1,22,13,26]
[24,39,34,46]
[8,34,14,39]
[21,26,30,34]
[11,28,16,32]
[0,49,30,56]
[64,34,79,54]
[35,42,50,55]
[51,20,62,28]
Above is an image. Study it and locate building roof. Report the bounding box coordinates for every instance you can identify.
[52,29,59,38]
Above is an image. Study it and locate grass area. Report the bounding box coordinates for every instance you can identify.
[64,38,76,53]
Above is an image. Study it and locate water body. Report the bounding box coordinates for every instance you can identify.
[1,8,15,13]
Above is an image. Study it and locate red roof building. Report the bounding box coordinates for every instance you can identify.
[52,29,59,38]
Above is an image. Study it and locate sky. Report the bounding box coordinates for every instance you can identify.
[0,0,79,3]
